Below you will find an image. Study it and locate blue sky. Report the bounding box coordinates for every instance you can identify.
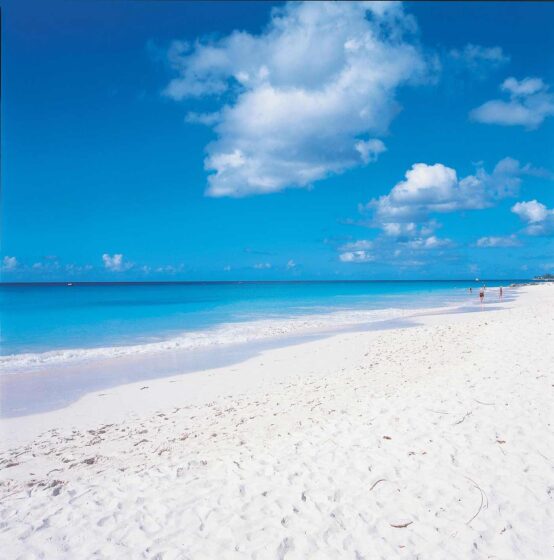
[2,0,553,281]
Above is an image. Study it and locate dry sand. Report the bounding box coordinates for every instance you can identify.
[1,285,553,559]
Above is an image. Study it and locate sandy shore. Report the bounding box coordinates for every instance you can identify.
[1,285,553,559]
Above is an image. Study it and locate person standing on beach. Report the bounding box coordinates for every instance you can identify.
[499,286,503,300]
[479,287,485,304]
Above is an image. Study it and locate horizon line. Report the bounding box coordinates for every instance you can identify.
[0,278,531,286]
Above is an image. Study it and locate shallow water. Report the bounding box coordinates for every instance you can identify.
[0,294,515,417]
[0,281,515,363]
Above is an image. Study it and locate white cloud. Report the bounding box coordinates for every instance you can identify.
[4,258,96,276]
[339,239,373,251]
[335,234,453,265]
[512,200,549,223]
[363,157,528,234]
[163,1,432,196]
[404,235,453,250]
[253,262,272,269]
[449,43,509,70]
[354,139,387,164]
[102,253,133,272]
[502,77,545,97]
[339,250,374,263]
[286,259,296,269]
[380,221,437,238]
[475,235,521,248]
[511,200,554,236]
[381,163,458,207]
[2,256,18,270]
[470,76,554,129]
[30,259,61,273]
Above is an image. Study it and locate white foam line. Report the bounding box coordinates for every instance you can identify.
[0,303,464,373]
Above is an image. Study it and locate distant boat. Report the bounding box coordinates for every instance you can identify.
[67,282,73,286]
[475,278,479,282]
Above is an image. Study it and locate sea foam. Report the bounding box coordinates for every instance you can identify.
[0,305,427,373]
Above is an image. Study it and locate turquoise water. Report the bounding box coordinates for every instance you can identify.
[0,280,520,414]
[0,281,519,358]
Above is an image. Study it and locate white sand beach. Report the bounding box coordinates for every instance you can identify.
[1,284,553,559]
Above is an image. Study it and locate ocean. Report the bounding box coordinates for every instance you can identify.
[0,280,522,416]
[0,280,518,367]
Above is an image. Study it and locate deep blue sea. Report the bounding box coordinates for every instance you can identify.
[0,281,520,361]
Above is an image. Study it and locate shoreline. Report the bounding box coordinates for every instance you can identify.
[1,284,552,558]
[0,287,514,443]
[0,305,436,372]
[0,283,507,373]
[0,291,507,419]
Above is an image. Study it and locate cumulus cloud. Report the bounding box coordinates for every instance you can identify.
[404,235,453,250]
[339,250,374,263]
[102,253,133,272]
[449,43,509,71]
[1,256,18,270]
[30,258,61,273]
[334,233,458,267]
[363,157,529,235]
[340,239,373,251]
[163,1,432,196]
[337,239,374,263]
[380,221,438,238]
[511,200,554,236]
[253,262,272,269]
[512,200,549,223]
[470,76,554,129]
[286,259,296,269]
[502,77,545,97]
[475,235,521,248]
[4,257,97,277]
[354,139,387,164]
